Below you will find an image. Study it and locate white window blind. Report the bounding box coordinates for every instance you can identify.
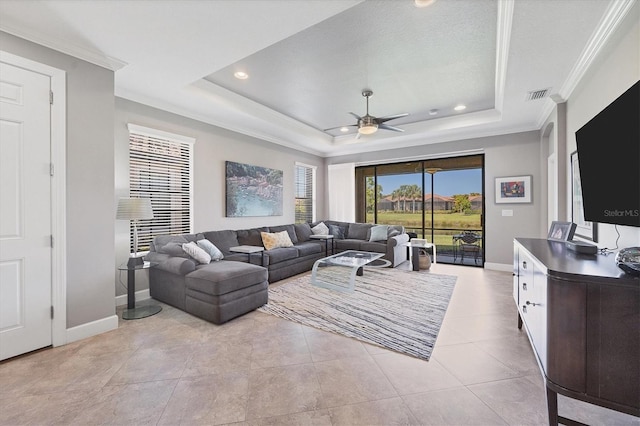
[295,163,316,223]
[127,124,194,252]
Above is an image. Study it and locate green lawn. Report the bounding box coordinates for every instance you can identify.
[369,211,483,249]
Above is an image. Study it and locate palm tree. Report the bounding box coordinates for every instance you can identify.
[391,188,401,212]
[408,184,421,212]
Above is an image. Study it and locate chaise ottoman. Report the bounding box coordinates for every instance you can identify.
[184,261,268,324]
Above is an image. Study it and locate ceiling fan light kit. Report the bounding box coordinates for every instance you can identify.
[326,90,409,138]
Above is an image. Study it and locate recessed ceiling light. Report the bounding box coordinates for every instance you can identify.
[429,109,439,115]
[340,127,349,132]
[454,104,466,111]
[234,71,249,80]
[415,0,436,8]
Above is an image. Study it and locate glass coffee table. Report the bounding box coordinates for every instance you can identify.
[311,250,384,293]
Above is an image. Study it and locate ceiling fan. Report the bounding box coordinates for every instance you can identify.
[325,90,409,139]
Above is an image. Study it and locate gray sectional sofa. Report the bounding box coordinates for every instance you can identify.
[146,220,408,324]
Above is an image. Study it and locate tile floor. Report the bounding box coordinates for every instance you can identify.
[1,262,637,425]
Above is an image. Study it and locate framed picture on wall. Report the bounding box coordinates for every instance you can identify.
[570,151,598,242]
[495,175,532,204]
[225,161,283,217]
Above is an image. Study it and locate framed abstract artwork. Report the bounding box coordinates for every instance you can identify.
[225,161,283,217]
[495,175,532,204]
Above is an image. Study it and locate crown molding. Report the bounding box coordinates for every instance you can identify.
[534,0,635,129]
[0,23,127,71]
[116,86,328,158]
[557,0,635,101]
[494,0,515,113]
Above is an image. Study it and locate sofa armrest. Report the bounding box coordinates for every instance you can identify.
[152,256,197,276]
[388,233,410,247]
[386,233,410,267]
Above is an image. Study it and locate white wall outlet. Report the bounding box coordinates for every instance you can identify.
[502,209,513,217]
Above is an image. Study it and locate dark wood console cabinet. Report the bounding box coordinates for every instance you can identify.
[513,238,639,425]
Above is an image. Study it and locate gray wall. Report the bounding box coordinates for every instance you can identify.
[562,2,639,249]
[114,98,326,296]
[325,130,543,265]
[0,32,116,328]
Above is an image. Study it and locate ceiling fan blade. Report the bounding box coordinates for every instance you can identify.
[349,112,363,121]
[378,123,405,132]
[376,113,409,123]
[323,124,357,132]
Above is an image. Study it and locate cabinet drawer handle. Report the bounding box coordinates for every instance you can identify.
[522,261,527,269]
[522,283,527,290]
[525,300,539,307]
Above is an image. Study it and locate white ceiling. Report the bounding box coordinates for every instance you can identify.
[0,0,632,157]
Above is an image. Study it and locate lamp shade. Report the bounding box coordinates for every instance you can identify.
[116,198,154,220]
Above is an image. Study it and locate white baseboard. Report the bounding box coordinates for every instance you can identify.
[65,315,118,344]
[115,289,150,307]
[484,262,513,272]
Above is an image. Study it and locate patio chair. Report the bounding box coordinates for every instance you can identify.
[457,231,482,264]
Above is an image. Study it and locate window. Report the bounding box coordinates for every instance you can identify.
[127,124,194,252]
[355,155,484,266]
[294,163,316,223]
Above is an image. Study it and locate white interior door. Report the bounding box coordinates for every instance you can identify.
[0,62,52,361]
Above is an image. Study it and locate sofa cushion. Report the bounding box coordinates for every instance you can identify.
[294,223,313,242]
[152,233,202,253]
[261,230,294,250]
[197,239,224,261]
[204,230,239,255]
[335,239,363,251]
[182,242,211,264]
[158,241,190,258]
[237,227,268,246]
[264,247,299,265]
[185,261,268,296]
[360,241,386,253]
[328,224,345,239]
[347,223,373,240]
[369,225,389,242]
[269,224,298,244]
[295,241,323,256]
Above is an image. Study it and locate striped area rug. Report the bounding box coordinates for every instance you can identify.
[258,267,457,361]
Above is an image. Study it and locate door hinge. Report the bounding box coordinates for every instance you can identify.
[51,306,54,319]
[50,235,54,248]
[50,163,54,177]
[50,91,53,105]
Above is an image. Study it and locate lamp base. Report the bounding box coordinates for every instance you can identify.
[127,256,144,268]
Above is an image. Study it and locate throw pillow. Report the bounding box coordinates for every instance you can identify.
[197,239,224,261]
[182,241,211,264]
[388,229,401,239]
[328,224,345,239]
[369,224,389,242]
[261,230,294,251]
[311,222,329,236]
[158,241,190,257]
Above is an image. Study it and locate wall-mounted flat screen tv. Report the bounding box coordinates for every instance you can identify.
[575,80,639,227]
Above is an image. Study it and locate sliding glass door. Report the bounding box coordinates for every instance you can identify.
[355,155,484,266]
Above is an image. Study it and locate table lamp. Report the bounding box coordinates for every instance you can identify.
[116,197,154,267]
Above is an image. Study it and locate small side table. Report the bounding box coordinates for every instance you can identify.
[229,245,265,266]
[118,261,162,320]
[310,234,335,256]
[406,242,437,271]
